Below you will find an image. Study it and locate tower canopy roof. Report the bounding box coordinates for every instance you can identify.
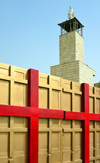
[58,17,84,33]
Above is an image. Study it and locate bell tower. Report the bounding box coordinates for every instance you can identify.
[51,7,95,86]
[59,6,84,64]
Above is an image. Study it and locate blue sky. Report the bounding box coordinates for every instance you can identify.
[0,0,100,84]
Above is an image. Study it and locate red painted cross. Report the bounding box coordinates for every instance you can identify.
[0,69,100,163]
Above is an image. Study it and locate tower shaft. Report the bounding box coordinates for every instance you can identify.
[60,30,84,64]
[50,8,95,86]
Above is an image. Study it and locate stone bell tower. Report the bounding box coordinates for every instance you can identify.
[51,7,95,85]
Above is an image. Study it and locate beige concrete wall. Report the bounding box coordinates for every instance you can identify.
[0,63,28,163]
[94,83,100,88]
[0,62,100,163]
[60,31,84,64]
[39,71,100,163]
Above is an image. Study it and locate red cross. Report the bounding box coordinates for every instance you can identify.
[0,69,100,163]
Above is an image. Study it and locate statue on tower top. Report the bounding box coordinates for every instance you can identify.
[68,6,74,20]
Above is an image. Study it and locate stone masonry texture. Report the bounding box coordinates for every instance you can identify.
[60,31,84,64]
[51,30,95,86]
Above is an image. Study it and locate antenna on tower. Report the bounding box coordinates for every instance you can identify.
[68,6,75,20]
